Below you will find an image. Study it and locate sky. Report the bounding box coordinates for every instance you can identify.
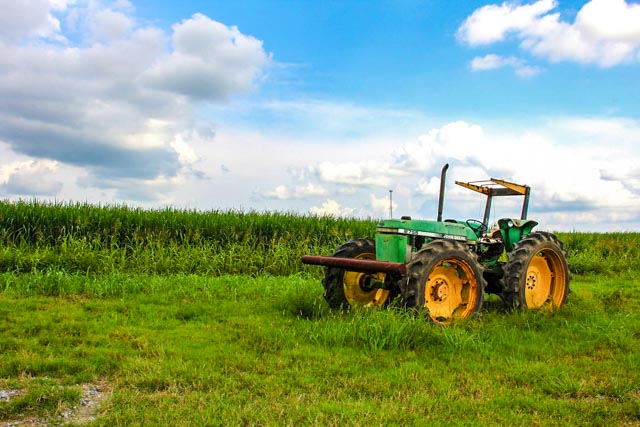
[1,0,639,231]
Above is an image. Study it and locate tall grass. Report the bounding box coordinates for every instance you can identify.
[0,200,376,276]
[558,231,640,274]
[0,200,376,247]
[1,200,639,276]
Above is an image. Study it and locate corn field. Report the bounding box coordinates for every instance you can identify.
[0,200,638,276]
[0,200,376,276]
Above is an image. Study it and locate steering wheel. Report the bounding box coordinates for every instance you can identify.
[465,219,487,236]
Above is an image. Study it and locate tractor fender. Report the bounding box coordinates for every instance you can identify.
[497,218,538,252]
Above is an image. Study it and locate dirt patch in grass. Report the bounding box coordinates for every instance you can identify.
[0,380,112,426]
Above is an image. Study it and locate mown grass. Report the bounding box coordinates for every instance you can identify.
[1,273,639,425]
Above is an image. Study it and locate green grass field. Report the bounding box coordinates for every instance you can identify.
[0,201,639,425]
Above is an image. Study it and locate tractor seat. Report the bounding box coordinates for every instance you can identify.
[488,227,502,239]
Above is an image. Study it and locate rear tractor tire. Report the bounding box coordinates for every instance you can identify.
[502,232,571,311]
[402,240,485,325]
[322,239,392,310]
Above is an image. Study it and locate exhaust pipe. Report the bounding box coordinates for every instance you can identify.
[437,163,449,222]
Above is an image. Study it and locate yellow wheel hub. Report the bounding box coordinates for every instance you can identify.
[343,253,389,307]
[424,259,479,324]
[524,249,567,309]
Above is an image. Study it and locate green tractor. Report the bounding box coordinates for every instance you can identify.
[302,164,570,324]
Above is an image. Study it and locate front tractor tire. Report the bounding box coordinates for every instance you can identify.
[322,239,392,310]
[502,232,571,311]
[402,240,485,325]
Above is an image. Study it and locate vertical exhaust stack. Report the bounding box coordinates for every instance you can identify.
[437,163,449,222]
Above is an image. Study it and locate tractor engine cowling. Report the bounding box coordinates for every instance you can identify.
[375,218,477,264]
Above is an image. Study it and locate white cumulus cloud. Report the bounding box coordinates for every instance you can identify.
[263,182,327,200]
[0,0,65,42]
[309,199,355,217]
[459,0,640,68]
[457,0,556,45]
[145,13,270,100]
[0,160,63,196]
[369,194,396,217]
[392,121,486,173]
[470,54,541,77]
[264,112,640,230]
[315,161,392,187]
[0,1,271,201]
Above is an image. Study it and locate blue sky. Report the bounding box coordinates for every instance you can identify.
[131,0,640,116]
[1,0,639,231]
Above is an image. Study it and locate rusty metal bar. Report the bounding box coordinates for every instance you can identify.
[301,255,406,275]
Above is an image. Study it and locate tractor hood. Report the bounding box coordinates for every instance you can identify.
[374,218,477,263]
[376,218,477,243]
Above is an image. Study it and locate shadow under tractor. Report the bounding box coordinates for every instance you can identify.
[302,164,571,325]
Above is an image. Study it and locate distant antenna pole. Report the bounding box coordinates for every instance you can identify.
[389,190,393,218]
